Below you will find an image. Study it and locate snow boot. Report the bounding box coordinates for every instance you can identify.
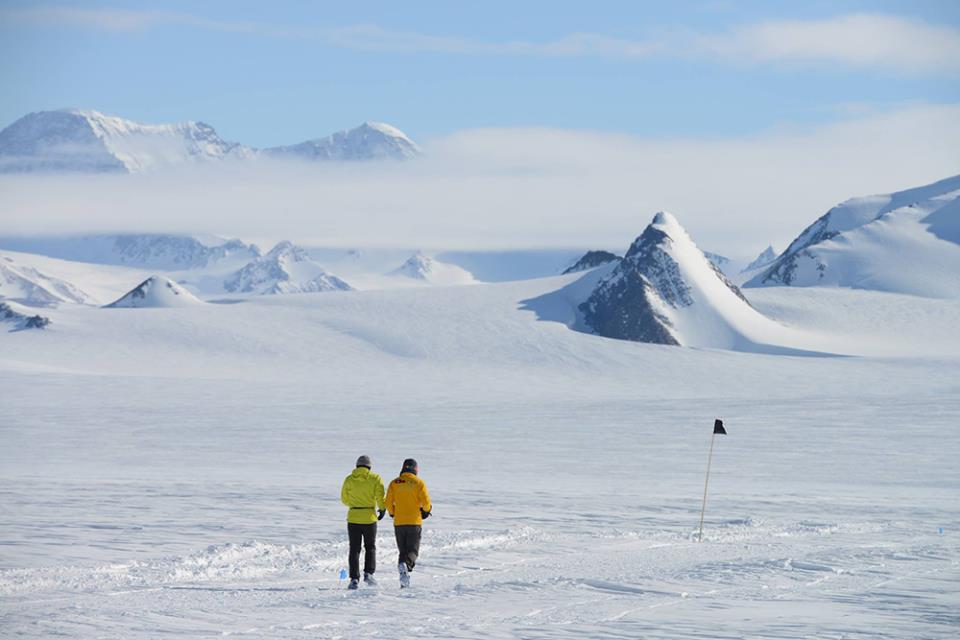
[348,578,359,590]
[363,572,377,586]
[399,562,410,588]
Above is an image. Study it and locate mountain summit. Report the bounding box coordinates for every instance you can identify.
[266,121,421,161]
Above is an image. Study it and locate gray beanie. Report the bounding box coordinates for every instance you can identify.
[356,455,372,468]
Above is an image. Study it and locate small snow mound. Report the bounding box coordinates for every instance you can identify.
[390,252,477,285]
[105,276,203,308]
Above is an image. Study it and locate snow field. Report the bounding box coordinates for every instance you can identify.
[1,272,958,638]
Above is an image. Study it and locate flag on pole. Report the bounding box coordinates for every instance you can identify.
[698,418,727,542]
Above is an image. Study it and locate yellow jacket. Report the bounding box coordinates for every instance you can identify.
[341,467,386,524]
[385,472,432,526]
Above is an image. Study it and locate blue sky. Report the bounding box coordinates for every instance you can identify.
[1,0,959,146]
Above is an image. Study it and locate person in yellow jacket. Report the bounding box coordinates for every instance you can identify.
[340,455,386,590]
[385,458,432,588]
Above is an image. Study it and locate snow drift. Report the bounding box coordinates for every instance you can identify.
[105,276,203,308]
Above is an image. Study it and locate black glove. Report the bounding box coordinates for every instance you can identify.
[377,509,386,521]
[420,509,431,519]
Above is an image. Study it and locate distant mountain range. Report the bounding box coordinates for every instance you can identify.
[0,109,420,173]
[0,174,957,347]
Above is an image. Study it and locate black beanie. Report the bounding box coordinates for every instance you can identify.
[402,458,418,474]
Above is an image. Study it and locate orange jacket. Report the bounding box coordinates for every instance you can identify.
[385,472,432,526]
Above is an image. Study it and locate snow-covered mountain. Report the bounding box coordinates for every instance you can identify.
[224,241,352,295]
[0,234,261,270]
[745,175,960,298]
[105,276,203,308]
[0,110,252,173]
[0,111,421,172]
[390,252,477,285]
[0,256,93,306]
[742,245,778,273]
[577,212,803,351]
[562,250,621,274]
[266,122,420,161]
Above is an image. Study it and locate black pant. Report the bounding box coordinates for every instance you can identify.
[347,522,377,580]
[395,525,422,571]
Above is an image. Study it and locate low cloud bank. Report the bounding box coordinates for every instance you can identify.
[1,103,958,257]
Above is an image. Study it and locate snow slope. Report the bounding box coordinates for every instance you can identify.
[747,174,960,297]
[389,251,477,285]
[0,256,93,306]
[105,276,203,308]
[0,110,252,173]
[576,212,811,352]
[0,273,958,638]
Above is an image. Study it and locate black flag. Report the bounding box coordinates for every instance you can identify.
[713,419,727,435]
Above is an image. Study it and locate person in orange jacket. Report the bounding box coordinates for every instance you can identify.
[384,458,432,588]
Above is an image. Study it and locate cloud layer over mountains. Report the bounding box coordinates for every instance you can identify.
[1,103,958,255]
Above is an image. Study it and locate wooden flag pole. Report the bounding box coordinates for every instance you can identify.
[698,418,726,542]
[697,432,716,543]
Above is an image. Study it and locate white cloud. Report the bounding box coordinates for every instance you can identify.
[701,13,960,74]
[1,104,958,257]
[4,8,959,73]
